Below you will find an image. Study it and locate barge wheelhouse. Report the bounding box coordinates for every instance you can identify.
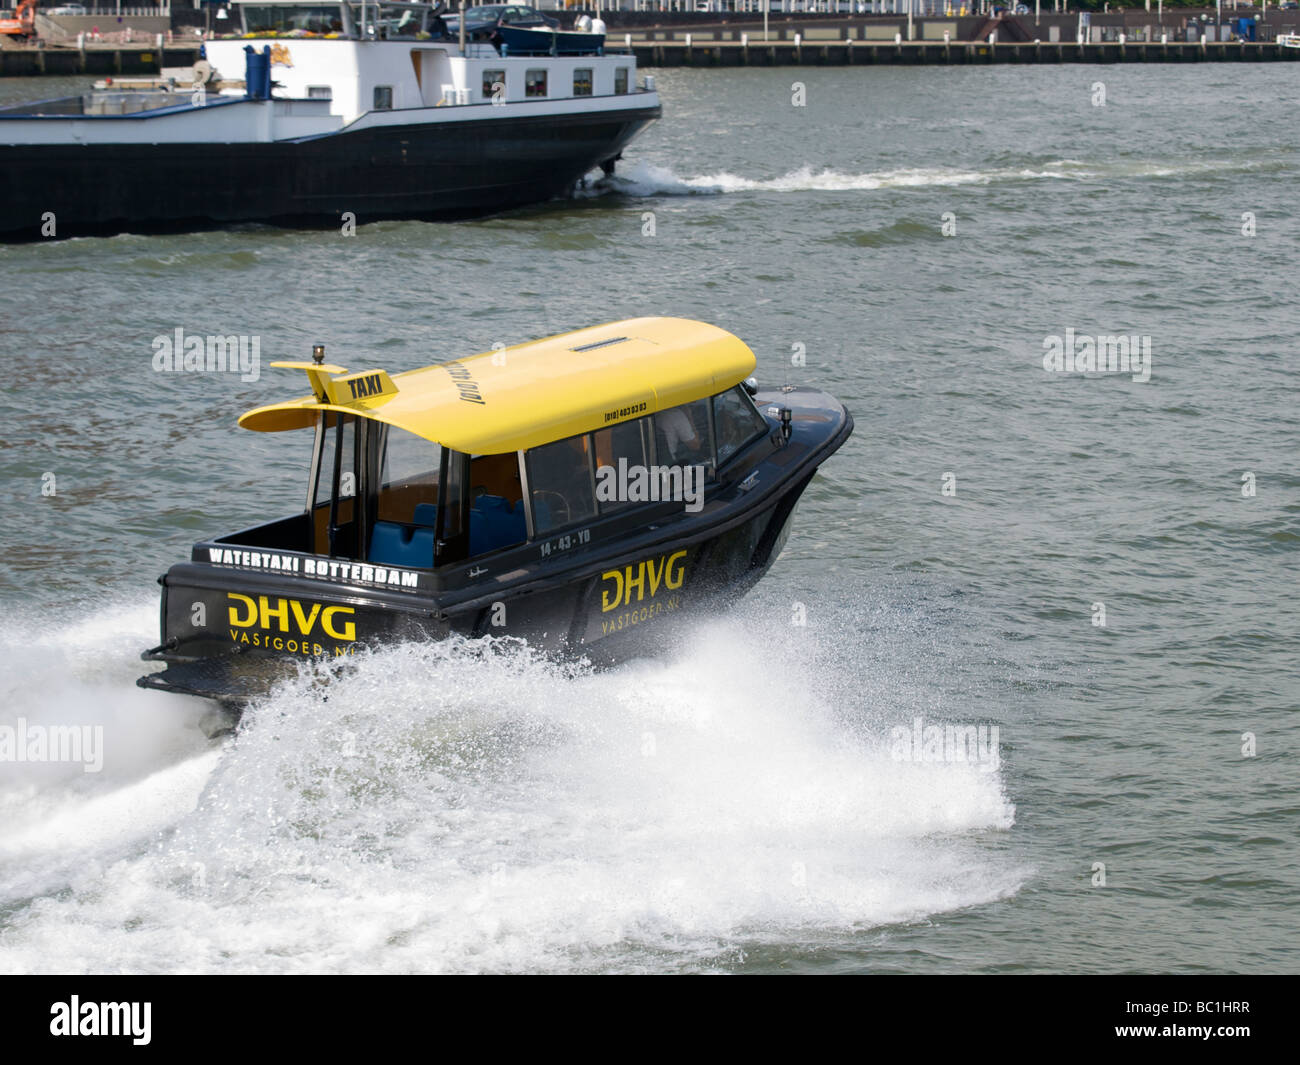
[138,318,853,707]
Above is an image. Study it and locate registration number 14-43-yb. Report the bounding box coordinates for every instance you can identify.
[539,529,591,557]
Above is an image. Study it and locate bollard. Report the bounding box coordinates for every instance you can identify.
[625,32,631,48]
[686,33,692,48]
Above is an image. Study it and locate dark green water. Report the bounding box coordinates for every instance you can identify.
[0,64,1296,973]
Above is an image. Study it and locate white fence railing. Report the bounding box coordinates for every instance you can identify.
[52,5,173,15]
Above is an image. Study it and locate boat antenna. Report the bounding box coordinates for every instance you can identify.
[312,343,326,365]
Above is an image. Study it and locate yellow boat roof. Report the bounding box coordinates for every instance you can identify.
[239,317,757,454]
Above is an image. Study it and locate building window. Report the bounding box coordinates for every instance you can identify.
[373,85,393,110]
[307,85,332,100]
[614,67,629,94]
[524,69,547,98]
[482,69,505,102]
[572,68,593,97]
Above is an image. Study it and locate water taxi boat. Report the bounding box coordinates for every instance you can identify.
[0,0,657,239]
[137,318,853,712]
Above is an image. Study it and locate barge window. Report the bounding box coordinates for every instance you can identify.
[241,5,343,35]
[592,416,650,515]
[525,69,547,98]
[713,386,768,465]
[482,69,505,102]
[614,68,629,94]
[526,434,596,534]
[573,68,593,97]
[373,85,394,110]
[653,399,713,478]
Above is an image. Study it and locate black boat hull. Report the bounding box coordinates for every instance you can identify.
[0,104,659,240]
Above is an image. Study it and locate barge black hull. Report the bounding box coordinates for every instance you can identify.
[0,105,659,240]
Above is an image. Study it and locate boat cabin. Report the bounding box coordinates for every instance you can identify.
[223,319,773,581]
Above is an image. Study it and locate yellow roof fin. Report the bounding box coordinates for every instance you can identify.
[269,360,349,404]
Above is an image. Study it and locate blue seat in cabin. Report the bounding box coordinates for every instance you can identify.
[531,496,551,533]
[369,498,539,566]
[471,494,527,555]
[368,504,438,567]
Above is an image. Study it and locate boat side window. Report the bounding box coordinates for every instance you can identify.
[573,68,593,97]
[653,399,714,480]
[373,85,394,110]
[614,67,629,94]
[314,414,357,506]
[312,413,360,557]
[592,416,650,515]
[526,434,596,535]
[713,386,768,466]
[525,69,547,98]
[375,428,441,522]
[465,452,527,556]
[482,69,505,101]
[307,86,333,99]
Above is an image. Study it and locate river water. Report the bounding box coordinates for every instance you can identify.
[0,63,1296,973]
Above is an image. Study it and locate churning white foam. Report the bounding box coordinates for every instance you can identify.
[600,156,1264,199]
[606,161,1004,197]
[0,602,1021,974]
